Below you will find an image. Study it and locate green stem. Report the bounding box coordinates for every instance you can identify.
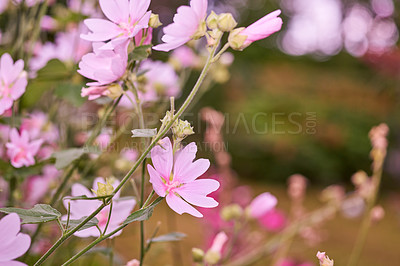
[103,201,113,236]
[140,159,146,266]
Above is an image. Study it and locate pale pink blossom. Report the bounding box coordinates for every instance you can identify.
[64,177,136,238]
[23,165,60,205]
[81,86,110,100]
[40,15,58,31]
[126,259,140,266]
[20,111,59,143]
[0,0,8,13]
[0,53,27,116]
[121,148,138,161]
[78,41,128,86]
[209,232,228,254]
[6,129,43,168]
[248,192,277,218]
[148,137,219,217]
[153,0,208,52]
[235,10,283,48]
[81,0,151,50]
[0,213,31,266]
[171,46,199,68]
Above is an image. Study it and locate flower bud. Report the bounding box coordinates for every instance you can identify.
[316,251,334,266]
[221,204,243,221]
[206,11,219,30]
[351,171,368,187]
[149,13,162,28]
[107,84,123,99]
[192,21,207,39]
[217,13,237,32]
[192,248,205,263]
[370,205,385,222]
[204,250,220,265]
[228,28,247,50]
[92,178,115,197]
[172,119,194,140]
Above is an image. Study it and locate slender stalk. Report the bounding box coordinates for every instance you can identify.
[347,152,385,266]
[103,201,113,236]
[140,159,146,266]
[35,36,222,265]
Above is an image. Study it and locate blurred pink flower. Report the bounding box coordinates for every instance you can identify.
[148,137,219,217]
[81,86,110,100]
[121,148,138,161]
[126,259,140,266]
[0,213,31,266]
[209,231,228,254]
[171,46,198,68]
[248,192,277,218]
[0,53,27,116]
[6,129,43,168]
[153,0,208,52]
[81,0,151,50]
[258,208,286,232]
[235,10,283,49]
[20,111,59,143]
[0,0,8,13]
[78,41,128,86]
[95,130,112,149]
[23,165,60,206]
[40,15,57,31]
[64,177,136,238]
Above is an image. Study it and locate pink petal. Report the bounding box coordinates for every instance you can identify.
[153,39,189,52]
[0,213,20,245]
[249,192,277,218]
[0,261,28,266]
[129,0,151,22]
[0,53,14,85]
[108,198,136,224]
[190,0,207,20]
[150,137,173,179]
[174,158,210,183]
[10,77,27,100]
[177,190,218,208]
[81,19,121,42]
[99,0,129,23]
[147,165,167,197]
[178,178,220,196]
[166,193,203,217]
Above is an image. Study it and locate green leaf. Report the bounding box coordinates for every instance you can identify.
[54,82,86,107]
[52,148,86,170]
[131,129,157,138]
[129,45,152,62]
[62,216,99,232]
[21,59,70,108]
[123,197,163,225]
[147,232,186,243]
[0,204,61,224]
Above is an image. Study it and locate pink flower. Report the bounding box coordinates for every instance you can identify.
[147,137,219,217]
[20,111,59,143]
[0,53,27,116]
[134,27,153,45]
[81,85,110,100]
[208,232,228,254]
[81,0,151,50]
[171,46,198,68]
[248,192,277,218]
[78,41,128,86]
[64,177,136,238]
[126,259,140,266]
[258,208,286,232]
[153,0,208,52]
[0,213,31,266]
[230,10,282,50]
[6,129,43,168]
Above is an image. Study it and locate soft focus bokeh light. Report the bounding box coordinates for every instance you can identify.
[280,0,399,58]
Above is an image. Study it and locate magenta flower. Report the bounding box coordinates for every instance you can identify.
[248,192,277,218]
[81,0,151,50]
[0,213,31,266]
[64,177,136,238]
[148,137,219,217]
[6,129,43,168]
[258,208,286,232]
[0,53,27,116]
[230,10,283,50]
[153,0,208,52]
[78,41,128,87]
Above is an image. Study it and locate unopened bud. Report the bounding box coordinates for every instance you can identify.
[172,119,194,140]
[192,248,205,263]
[92,178,115,197]
[192,21,207,39]
[149,13,162,28]
[316,251,334,266]
[351,171,368,187]
[370,205,385,222]
[206,11,219,30]
[204,250,220,265]
[228,28,247,51]
[217,13,237,32]
[221,204,243,221]
[107,84,123,99]
[160,111,173,125]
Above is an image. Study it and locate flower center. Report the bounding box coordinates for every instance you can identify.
[165,180,180,193]
[0,84,11,99]
[119,21,136,36]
